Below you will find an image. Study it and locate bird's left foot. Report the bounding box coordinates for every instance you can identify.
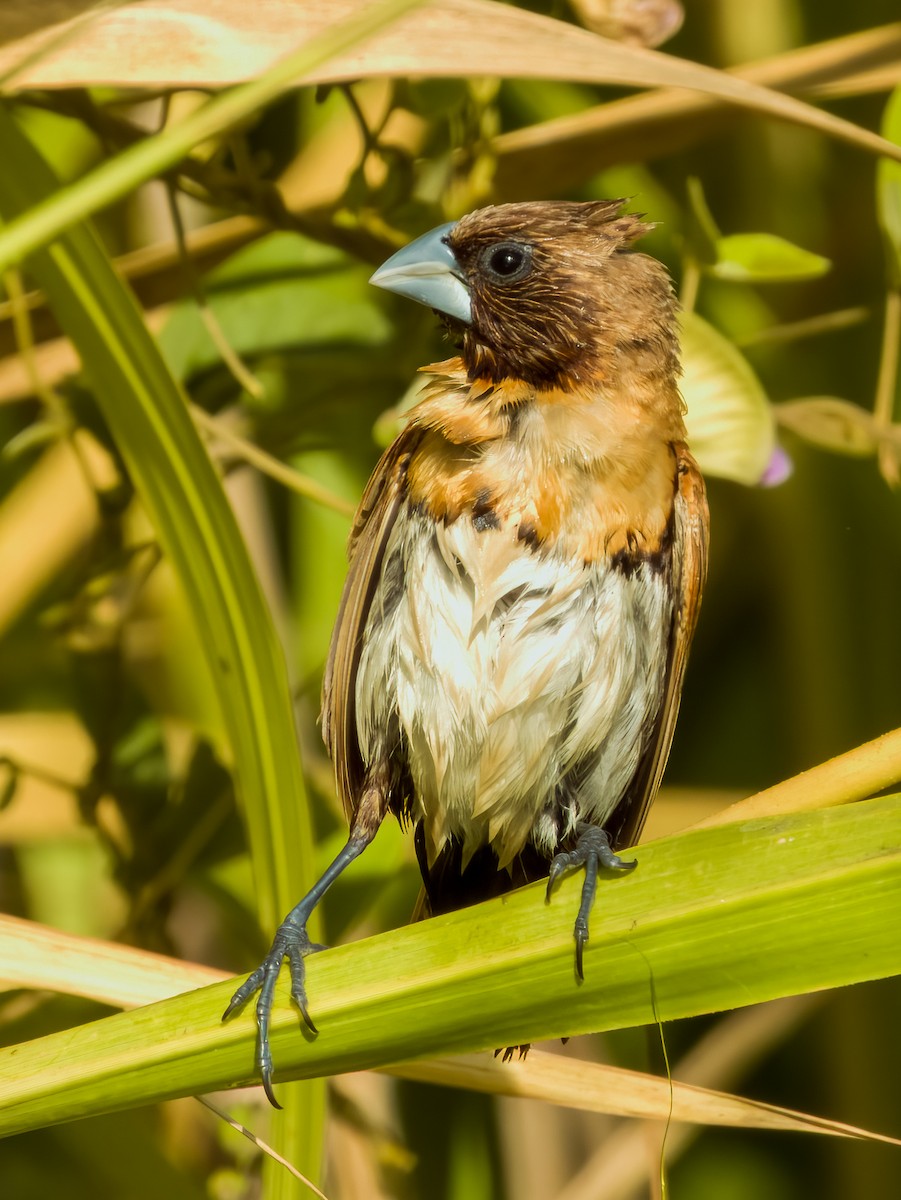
[546,824,636,978]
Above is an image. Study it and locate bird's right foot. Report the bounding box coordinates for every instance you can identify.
[546,824,636,979]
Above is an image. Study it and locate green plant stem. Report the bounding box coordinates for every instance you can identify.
[680,259,701,312]
[190,405,355,516]
[874,287,901,484]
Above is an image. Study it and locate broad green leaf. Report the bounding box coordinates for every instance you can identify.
[709,233,831,282]
[680,311,777,485]
[0,796,897,1136]
[158,232,393,382]
[878,87,901,287]
[4,915,897,1145]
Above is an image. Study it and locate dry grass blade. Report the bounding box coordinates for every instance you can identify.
[190,406,356,516]
[199,1096,332,1200]
[549,996,898,1200]
[810,63,901,100]
[0,913,225,1006]
[1,1,900,167]
[0,217,268,363]
[391,1051,901,1144]
[493,22,901,197]
[0,437,109,635]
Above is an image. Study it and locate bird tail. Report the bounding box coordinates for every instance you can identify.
[410,822,549,921]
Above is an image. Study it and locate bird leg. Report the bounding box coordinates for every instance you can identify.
[545,823,636,979]
[223,769,388,1108]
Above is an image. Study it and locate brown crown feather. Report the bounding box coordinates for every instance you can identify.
[445,200,677,392]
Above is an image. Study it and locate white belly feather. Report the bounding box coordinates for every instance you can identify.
[355,506,670,870]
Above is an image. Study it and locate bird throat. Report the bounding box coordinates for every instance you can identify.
[404,359,680,563]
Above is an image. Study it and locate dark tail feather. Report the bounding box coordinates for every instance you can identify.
[412,822,550,920]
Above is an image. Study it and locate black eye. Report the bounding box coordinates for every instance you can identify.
[489,247,524,275]
[480,241,532,283]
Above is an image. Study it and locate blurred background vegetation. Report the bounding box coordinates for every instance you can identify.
[0,0,899,1197]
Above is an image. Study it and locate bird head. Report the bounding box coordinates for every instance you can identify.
[370,201,676,392]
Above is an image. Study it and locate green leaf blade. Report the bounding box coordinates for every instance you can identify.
[0,106,329,1182]
[0,797,897,1138]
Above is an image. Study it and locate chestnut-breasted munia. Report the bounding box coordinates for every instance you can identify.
[225,200,709,1105]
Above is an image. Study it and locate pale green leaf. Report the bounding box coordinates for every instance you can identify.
[680,311,777,485]
[709,233,831,282]
[775,396,880,457]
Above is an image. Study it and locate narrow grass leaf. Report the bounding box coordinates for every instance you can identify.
[0,108,327,1182]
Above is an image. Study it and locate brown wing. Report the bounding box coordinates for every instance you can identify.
[606,443,709,851]
[322,426,424,822]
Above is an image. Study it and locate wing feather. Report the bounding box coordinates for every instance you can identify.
[607,443,709,850]
[321,427,423,822]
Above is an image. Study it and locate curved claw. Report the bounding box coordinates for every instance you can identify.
[262,1073,282,1109]
[220,829,376,1106]
[259,1014,282,1110]
[286,939,321,1034]
[222,964,267,1020]
[611,854,638,873]
[545,855,568,901]
[575,926,587,981]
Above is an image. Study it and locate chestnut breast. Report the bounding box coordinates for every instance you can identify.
[404,367,679,565]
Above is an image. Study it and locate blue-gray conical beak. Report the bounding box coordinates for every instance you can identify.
[370,221,471,324]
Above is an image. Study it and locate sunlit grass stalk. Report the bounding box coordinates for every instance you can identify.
[692,725,901,829]
[873,288,901,485]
